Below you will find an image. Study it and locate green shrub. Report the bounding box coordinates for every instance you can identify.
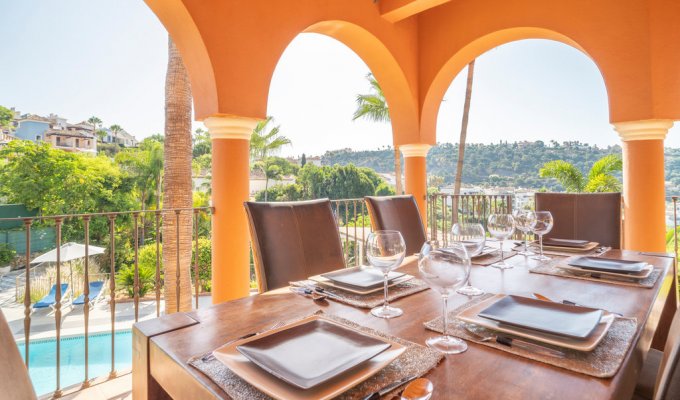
[375,181,396,196]
[116,263,155,298]
[0,244,16,266]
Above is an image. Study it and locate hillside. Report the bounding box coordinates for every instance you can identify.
[321,141,675,192]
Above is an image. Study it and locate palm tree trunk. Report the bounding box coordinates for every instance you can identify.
[453,60,475,222]
[162,37,193,313]
[264,176,269,202]
[394,147,402,194]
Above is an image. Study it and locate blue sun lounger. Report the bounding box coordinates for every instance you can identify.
[33,283,70,311]
[73,281,105,308]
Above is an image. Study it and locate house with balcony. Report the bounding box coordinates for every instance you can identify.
[45,128,97,154]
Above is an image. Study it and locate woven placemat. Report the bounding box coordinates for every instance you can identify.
[424,294,638,378]
[472,250,517,266]
[189,312,444,400]
[290,278,429,309]
[529,259,662,288]
[511,244,607,258]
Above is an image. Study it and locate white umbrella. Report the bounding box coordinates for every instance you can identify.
[31,242,105,264]
[31,242,106,296]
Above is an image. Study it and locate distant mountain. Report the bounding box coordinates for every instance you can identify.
[321,141,676,192]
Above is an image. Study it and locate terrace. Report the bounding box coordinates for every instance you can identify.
[2,0,680,399]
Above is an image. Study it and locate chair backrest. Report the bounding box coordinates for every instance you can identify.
[244,199,346,292]
[0,310,37,400]
[534,192,622,248]
[365,195,427,256]
[655,307,680,400]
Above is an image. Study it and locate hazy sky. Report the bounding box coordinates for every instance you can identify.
[1,1,677,157]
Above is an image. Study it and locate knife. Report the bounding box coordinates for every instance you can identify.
[361,375,418,400]
[464,324,566,358]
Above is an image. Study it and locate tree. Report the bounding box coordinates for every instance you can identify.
[162,37,193,313]
[453,60,475,196]
[88,116,103,141]
[250,117,291,201]
[539,154,623,193]
[192,127,211,158]
[110,124,123,145]
[0,105,14,131]
[352,73,402,194]
[301,153,307,167]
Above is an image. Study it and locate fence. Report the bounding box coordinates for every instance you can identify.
[1,207,211,398]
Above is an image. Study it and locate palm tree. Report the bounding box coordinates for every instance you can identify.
[352,73,402,194]
[453,60,475,197]
[250,117,291,201]
[162,37,193,313]
[539,154,623,192]
[88,116,103,141]
[110,124,123,145]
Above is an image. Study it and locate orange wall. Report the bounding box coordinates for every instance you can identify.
[404,156,428,226]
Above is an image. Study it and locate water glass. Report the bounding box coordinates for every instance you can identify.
[451,223,485,296]
[513,209,536,256]
[366,230,406,319]
[531,211,554,261]
[487,213,515,269]
[419,241,470,354]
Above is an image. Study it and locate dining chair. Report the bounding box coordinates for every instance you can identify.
[534,192,622,248]
[0,309,37,400]
[634,307,680,400]
[244,199,346,292]
[364,195,427,256]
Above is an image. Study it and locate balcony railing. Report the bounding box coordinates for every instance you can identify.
[0,207,212,398]
[427,193,518,244]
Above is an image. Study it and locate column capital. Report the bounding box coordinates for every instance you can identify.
[400,143,431,158]
[204,115,260,140]
[613,119,674,141]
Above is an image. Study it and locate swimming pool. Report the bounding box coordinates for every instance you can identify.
[17,330,132,396]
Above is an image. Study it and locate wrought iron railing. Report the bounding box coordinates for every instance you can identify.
[0,207,211,398]
[427,193,517,245]
[330,198,371,267]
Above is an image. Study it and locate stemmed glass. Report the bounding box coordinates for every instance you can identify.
[513,210,537,256]
[451,223,485,296]
[366,230,406,319]
[487,214,515,269]
[530,211,554,261]
[419,241,471,354]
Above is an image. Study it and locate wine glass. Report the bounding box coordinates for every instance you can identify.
[366,230,406,319]
[419,241,471,354]
[487,213,515,269]
[530,211,554,261]
[451,223,485,296]
[513,209,536,256]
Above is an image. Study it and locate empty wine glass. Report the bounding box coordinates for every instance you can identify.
[513,209,536,256]
[366,230,406,319]
[487,213,515,269]
[531,211,554,261]
[451,223,485,296]
[419,241,470,354]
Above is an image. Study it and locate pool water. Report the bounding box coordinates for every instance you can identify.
[17,330,132,396]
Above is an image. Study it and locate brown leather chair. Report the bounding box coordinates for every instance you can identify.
[534,192,622,248]
[244,199,346,292]
[0,310,37,400]
[634,307,680,400]
[364,195,427,256]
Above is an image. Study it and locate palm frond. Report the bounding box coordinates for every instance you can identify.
[352,73,390,123]
[584,173,621,192]
[587,154,622,181]
[539,160,585,192]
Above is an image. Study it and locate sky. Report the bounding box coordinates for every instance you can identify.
[1,1,678,157]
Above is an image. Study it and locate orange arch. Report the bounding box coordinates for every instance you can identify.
[420,27,608,144]
[269,21,420,145]
[145,0,218,120]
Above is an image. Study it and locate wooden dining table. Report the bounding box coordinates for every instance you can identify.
[132,250,677,400]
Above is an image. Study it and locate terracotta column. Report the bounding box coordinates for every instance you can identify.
[613,120,673,252]
[204,116,259,303]
[400,143,431,227]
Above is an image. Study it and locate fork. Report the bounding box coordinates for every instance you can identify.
[463,324,566,358]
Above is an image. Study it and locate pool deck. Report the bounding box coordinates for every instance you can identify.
[0,269,213,340]
[56,373,132,400]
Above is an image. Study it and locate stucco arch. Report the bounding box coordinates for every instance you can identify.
[420,27,608,144]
